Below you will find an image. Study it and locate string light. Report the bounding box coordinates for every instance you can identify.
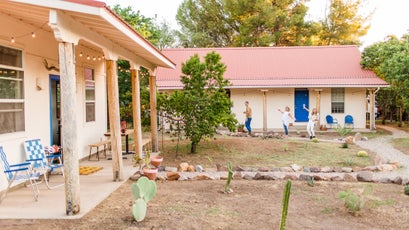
[86,55,90,60]
[8,21,47,43]
[93,56,96,61]
[79,52,83,57]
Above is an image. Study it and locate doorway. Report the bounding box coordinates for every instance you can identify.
[49,75,61,146]
[294,89,309,122]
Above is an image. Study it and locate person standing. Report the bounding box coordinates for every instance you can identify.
[243,101,252,135]
[303,105,318,139]
[278,106,295,137]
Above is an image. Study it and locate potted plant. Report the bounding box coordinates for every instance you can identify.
[237,123,245,132]
[150,155,163,167]
[142,150,158,180]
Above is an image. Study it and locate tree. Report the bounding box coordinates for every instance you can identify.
[158,52,237,153]
[176,0,371,47]
[110,4,177,125]
[177,0,313,47]
[361,34,409,123]
[316,0,371,45]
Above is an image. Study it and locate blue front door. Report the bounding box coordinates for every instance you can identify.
[294,90,309,122]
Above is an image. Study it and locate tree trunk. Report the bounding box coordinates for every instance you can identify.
[190,142,197,154]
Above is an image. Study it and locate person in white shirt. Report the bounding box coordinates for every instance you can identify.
[278,106,295,137]
[303,105,318,139]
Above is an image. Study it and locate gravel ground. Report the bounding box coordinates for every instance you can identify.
[355,125,409,181]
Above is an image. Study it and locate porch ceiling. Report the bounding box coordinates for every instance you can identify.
[1,0,175,70]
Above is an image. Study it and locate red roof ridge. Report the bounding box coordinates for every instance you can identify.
[163,45,359,52]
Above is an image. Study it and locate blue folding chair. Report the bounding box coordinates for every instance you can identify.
[344,115,354,128]
[0,146,40,203]
[325,115,339,128]
[23,139,64,189]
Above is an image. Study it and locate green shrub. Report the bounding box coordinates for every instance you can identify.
[338,185,372,216]
[404,185,409,195]
[356,150,368,157]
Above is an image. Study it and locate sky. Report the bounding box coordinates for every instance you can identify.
[104,0,409,48]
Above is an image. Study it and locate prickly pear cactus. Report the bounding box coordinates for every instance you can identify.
[404,185,409,195]
[225,162,233,193]
[131,176,157,222]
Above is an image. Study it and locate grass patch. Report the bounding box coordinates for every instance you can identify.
[391,138,409,155]
[160,136,374,168]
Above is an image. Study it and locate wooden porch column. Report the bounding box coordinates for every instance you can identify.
[131,68,143,158]
[149,74,159,153]
[59,42,80,216]
[369,88,376,131]
[106,60,124,181]
[261,90,268,131]
[315,89,322,128]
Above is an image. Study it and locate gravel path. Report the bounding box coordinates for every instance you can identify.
[355,125,409,181]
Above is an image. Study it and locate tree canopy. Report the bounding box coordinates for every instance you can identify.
[176,0,371,47]
[361,34,409,123]
[158,52,237,153]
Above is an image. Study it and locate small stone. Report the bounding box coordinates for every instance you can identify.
[331,176,343,181]
[254,173,265,180]
[195,165,203,173]
[341,167,353,173]
[354,132,362,142]
[357,171,373,182]
[164,166,178,172]
[279,167,294,172]
[243,174,253,180]
[283,174,298,180]
[258,167,270,172]
[303,167,311,173]
[393,176,403,185]
[166,172,180,181]
[310,167,321,173]
[299,174,312,181]
[187,165,196,172]
[193,174,213,180]
[233,172,243,179]
[320,166,333,173]
[178,162,189,172]
[343,174,357,182]
[291,164,303,172]
[216,163,228,171]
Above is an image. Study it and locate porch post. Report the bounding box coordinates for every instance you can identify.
[369,88,376,131]
[131,67,143,158]
[106,59,124,181]
[261,90,268,131]
[149,74,159,153]
[58,42,80,215]
[315,89,322,128]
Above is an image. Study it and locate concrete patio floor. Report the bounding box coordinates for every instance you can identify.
[0,155,138,219]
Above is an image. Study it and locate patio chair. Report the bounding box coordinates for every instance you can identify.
[0,146,40,203]
[23,139,64,189]
[344,115,354,128]
[325,115,339,128]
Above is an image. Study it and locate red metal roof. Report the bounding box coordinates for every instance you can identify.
[156,46,388,89]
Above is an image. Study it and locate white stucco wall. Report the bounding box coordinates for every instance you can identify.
[0,15,108,189]
[231,88,368,131]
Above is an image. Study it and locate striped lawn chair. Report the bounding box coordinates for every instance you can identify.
[23,139,64,189]
[0,146,40,203]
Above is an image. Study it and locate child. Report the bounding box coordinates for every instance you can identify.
[278,106,295,137]
[303,105,318,139]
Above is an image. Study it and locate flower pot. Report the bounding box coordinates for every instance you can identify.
[142,167,158,180]
[150,155,163,167]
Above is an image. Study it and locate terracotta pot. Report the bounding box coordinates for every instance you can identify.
[142,167,158,180]
[150,155,163,167]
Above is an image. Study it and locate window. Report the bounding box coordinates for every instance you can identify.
[331,88,344,113]
[0,45,24,134]
[84,67,95,122]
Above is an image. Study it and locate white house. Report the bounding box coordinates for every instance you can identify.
[0,0,174,215]
[155,46,388,131]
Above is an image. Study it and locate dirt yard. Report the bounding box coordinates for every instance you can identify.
[1,180,408,229]
[1,130,409,229]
